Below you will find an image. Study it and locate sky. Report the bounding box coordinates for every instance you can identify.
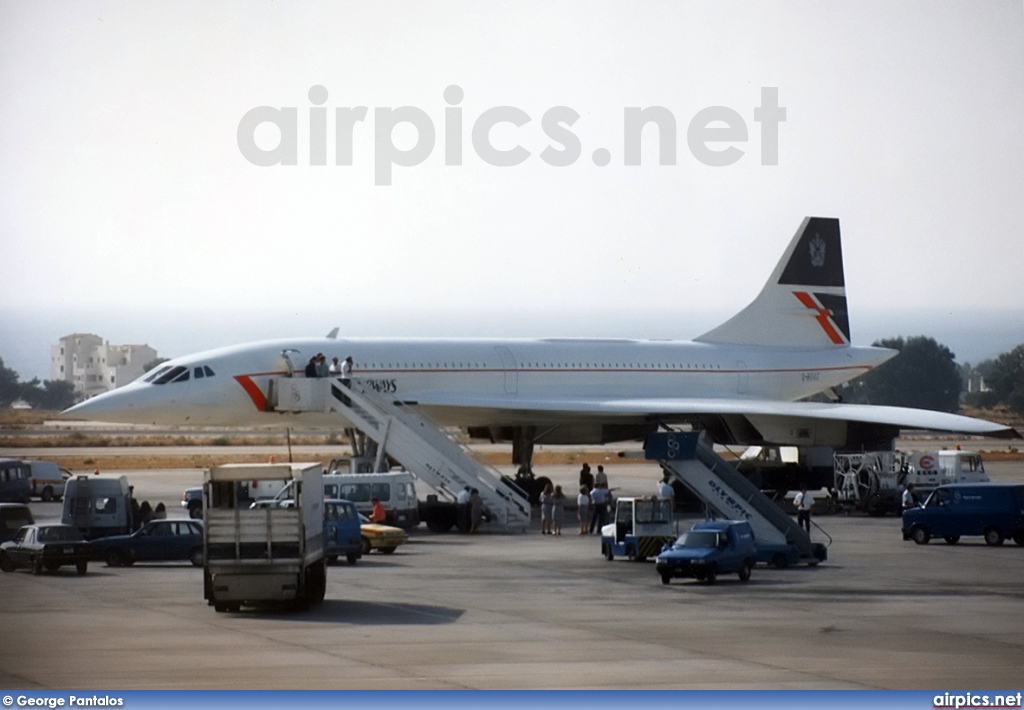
[2,1,1023,382]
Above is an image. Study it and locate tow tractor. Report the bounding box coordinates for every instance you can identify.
[601,496,677,561]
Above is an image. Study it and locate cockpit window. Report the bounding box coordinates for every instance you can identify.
[145,364,215,385]
[153,366,187,384]
[143,365,172,383]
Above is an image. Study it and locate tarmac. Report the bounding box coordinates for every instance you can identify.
[2,461,1023,690]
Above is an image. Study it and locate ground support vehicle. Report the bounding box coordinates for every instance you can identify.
[901,483,1024,546]
[203,463,326,612]
[655,520,758,584]
[324,499,362,564]
[0,503,34,543]
[0,458,32,504]
[0,524,92,575]
[835,449,988,516]
[600,496,676,561]
[645,432,826,568]
[91,519,205,567]
[61,475,134,539]
[27,461,72,501]
[736,445,835,496]
[322,471,420,530]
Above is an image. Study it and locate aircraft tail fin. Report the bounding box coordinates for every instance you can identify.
[695,217,850,347]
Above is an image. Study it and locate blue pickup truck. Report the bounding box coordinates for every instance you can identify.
[654,520,758,584]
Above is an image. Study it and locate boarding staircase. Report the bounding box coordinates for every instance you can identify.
[646,431,826,566]
[267,377,531,531]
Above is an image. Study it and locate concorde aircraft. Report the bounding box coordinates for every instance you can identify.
[64,217,1019,467]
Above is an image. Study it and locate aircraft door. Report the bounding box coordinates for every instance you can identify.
[495,346,518,394]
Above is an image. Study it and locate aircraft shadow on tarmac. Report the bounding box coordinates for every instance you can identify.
[251,599,465,625]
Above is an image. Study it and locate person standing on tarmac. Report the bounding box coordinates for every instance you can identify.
[577,486,591,535]
[370,497,387,524]
[794,485,814,533]
[901,483,917,511]
[589,482,609,534]
[579,463,594,493]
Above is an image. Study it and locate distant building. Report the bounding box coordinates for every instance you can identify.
[51,333,158,399]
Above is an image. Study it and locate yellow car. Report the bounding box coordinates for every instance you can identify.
[359,514,408,555]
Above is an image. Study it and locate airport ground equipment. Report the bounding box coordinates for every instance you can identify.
[834,448,988,516]
[202,462,326,612]
[322,471,420,530]
[267,377,531,532]
[600,496,677,561]
[901,483,1024,546]
[645,431,826,567]
[61,474,134,540]
[735,445,835,496]
[655,520,758,584]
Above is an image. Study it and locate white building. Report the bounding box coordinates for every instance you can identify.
[51,333,158,399]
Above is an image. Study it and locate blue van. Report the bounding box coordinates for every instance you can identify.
[324,499,362,565]
[0,459,32,504]
[902,483,1024,546]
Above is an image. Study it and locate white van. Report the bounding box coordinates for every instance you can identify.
[61,475,134,539]
[322,472,420,530]
[27,461,72,501]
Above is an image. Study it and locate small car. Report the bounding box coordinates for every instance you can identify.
[0,524,92,575]
[0,503,35,544]
[324,499,362,565]
[655,520,758,584]
[90,519,205,567]
[359,514,408,555]
[181,487,203,518]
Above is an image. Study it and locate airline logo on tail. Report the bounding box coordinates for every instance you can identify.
[792,291,849,345]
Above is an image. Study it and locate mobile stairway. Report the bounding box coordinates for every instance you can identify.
[267,376,531,532]
[645,431,826,567]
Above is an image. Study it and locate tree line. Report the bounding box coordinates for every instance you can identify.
[835,337,1024,416]
[0,357,77,411]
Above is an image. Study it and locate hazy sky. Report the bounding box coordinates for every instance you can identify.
[2,2,1023,381]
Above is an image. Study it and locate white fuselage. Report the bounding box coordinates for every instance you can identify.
[67,336,891,430]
